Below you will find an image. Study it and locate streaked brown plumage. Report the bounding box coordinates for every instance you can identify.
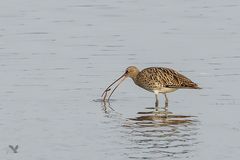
[102,66,201,107]
[135,67,200,90]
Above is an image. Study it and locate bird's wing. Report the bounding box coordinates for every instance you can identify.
[143,67,199,89]
[158,67,199,88]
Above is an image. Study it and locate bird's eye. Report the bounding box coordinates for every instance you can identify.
[125,70,129,74]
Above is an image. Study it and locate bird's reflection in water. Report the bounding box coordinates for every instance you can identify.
[100,102,200,159]
[101,100,114,113]
[130,107,196,126]
[123,107,200,159]
[100,100,123,117]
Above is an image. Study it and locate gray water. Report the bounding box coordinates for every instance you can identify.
[1,0,240,159]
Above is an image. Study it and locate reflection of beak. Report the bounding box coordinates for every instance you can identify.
[102,73,127,101]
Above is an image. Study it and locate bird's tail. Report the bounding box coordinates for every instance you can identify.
[190,83,202,89]
[181,82,202,89]
[193,86,202,89]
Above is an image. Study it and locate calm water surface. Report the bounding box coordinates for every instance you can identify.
[1,0,240,160]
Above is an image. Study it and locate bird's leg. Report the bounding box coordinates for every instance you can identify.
[164,93,168,109]
[155,94,159,108]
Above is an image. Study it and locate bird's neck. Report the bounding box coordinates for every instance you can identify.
[130,72,139,84]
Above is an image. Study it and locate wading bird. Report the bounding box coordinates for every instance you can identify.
[102,66,201,107]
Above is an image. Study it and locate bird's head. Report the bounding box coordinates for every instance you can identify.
[124,66,139,79]
[102,66,140,101]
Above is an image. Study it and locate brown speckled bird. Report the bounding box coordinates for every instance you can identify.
[102,66,201,107]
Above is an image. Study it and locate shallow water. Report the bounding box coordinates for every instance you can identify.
[1,0,240,159]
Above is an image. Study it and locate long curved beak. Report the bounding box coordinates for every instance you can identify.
[102,73,127,101]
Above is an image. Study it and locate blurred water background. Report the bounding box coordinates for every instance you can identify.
[1,0,240,159]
